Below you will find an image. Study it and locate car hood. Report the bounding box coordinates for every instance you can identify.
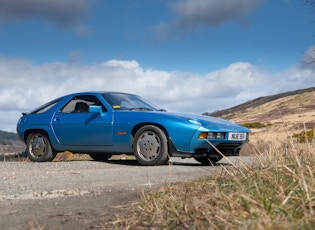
[164,112,250,132]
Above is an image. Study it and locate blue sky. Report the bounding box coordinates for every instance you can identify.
[1,0,315,132]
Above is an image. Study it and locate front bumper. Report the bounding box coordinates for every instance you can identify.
[168,137,246,158]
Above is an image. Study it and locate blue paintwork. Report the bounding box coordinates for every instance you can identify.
[17,92,250,157]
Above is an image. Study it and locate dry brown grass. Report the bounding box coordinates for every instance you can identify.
[109,140,315,229]
[52,152,135,162]
[227,91,315,147]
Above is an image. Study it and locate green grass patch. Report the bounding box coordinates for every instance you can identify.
[292,129,314,143]
[242,122,272,129]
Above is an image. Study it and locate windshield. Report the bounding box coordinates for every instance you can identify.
[101,92,161,111]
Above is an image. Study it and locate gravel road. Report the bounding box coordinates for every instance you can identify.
[0,157,251,229]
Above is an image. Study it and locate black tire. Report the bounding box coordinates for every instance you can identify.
[89,153,112,161]
[133,125,169,166]
[194,156,223,165]
[26,132,56,162]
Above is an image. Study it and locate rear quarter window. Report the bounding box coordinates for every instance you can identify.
[30,98,63,114]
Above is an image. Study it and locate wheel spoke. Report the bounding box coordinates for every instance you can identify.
[133,125,169,166]
[26,132,56,162]
[137,131,161,160]
[30,135,46,157]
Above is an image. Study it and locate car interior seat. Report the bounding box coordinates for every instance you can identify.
[74,102,89,112]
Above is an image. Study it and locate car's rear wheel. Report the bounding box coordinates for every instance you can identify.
[89,153,112,161]
[194,156,223,165]
[26,132,56,162]
[133,125,169,166]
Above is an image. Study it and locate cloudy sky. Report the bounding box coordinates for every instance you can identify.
[1,0,315,132]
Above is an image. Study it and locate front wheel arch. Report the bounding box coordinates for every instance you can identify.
[131,123,170,156]
[132,125,169,166]
[131,123,169,139]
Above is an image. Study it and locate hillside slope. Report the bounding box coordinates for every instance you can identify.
[0,130,18,145]
[0,130,25,155]
[206,87,315,145]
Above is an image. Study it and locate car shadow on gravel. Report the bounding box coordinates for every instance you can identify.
[104,158,229,167]
[0,154,230,167]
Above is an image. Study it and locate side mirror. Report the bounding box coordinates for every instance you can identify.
[89,105,104,117]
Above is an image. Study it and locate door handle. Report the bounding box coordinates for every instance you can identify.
[54,117,61,121]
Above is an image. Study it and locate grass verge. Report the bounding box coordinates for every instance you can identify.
[110,140,315,229]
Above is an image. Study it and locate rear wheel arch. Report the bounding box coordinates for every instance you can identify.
[25,130,57,162]
[24,129,57,153]
[24,129,50,144]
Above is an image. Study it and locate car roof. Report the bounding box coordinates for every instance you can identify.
[67,91,136,96]
[61,91,138,99]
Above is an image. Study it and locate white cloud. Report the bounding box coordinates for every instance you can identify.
[1,56,315,132]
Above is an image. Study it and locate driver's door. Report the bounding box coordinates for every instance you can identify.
[51,95,113,147]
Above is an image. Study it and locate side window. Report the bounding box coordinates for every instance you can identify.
[61,95,106,113]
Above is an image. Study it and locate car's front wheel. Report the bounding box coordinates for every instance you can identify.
[194,156,223,165]
[133,125,169,166]
[26,132,56,162]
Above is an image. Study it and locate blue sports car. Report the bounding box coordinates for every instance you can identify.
[17,92,250,166]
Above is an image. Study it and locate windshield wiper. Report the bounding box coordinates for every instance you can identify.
[157,109,167,112]
[129,107,153,111]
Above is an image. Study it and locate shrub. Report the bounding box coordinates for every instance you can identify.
[292,129,315,143]
[242,122,271,129]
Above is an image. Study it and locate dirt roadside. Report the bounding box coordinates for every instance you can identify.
[0,157,248,229]
[0,190,140,229]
